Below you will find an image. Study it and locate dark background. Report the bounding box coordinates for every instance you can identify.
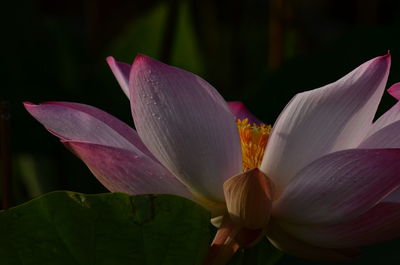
[1,0,400,263]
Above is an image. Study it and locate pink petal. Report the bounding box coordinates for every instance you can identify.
[228,101,262,124]
[129,55,242,202]
[387,82,400,100]
[278,202,400,248]
[266,220,360,261]
[360,100,400,148]
[273,148,400,224]
[106,56,132,98]
[24,102,154,158]
[261,54,391,195]
[64,141,194,199]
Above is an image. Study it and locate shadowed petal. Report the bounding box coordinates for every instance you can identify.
[267,220,360,261]
[228,101,262,124]
[383,189,400,203]
[129,55,242,202]
[64,141,194,199]
[106,56,132,98]
[273,148,400,224]
[261,54,391,194]
[24,101,154,158]
[278,202,400,248]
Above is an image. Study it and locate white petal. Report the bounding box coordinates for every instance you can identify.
[273,148,400,224]
[261,54,391,194]
[359,100,400,148]
[129,55,242,202]
[359,120,400,148]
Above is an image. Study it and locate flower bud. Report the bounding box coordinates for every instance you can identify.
[223,168,274,229]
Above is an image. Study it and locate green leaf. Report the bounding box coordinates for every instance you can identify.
[0,191,210,265]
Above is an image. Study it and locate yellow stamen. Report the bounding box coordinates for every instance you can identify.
[236,119,271,171]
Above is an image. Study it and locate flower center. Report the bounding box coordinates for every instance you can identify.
[236,119,271,171]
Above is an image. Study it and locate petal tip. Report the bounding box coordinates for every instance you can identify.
[23,101,37,111]
[362,52,391,78]
[378,52,391,63]
[132,54,165,70]
[367,52,391,68]
[23,101,35,106]
[131,54,173,84]
[106,56,115,65]
[133,53,150,66]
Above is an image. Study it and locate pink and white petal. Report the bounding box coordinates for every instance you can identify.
[106,56,132,98]
[266,220,360,261]
[261,54,391,194]
[278,202,400,248]
[387,82,400,100]
[359,120,400,148]
[24,101,153,158]
[363,99,400,140]
[129,55,242,202]
[228,101,262,124]
[360,98,400,148]
[64,141,194,200]
[273,148,400,224]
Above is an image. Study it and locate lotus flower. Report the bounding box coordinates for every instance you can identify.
[25,53,400,262]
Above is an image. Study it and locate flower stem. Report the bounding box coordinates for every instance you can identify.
[203,215,241,265]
